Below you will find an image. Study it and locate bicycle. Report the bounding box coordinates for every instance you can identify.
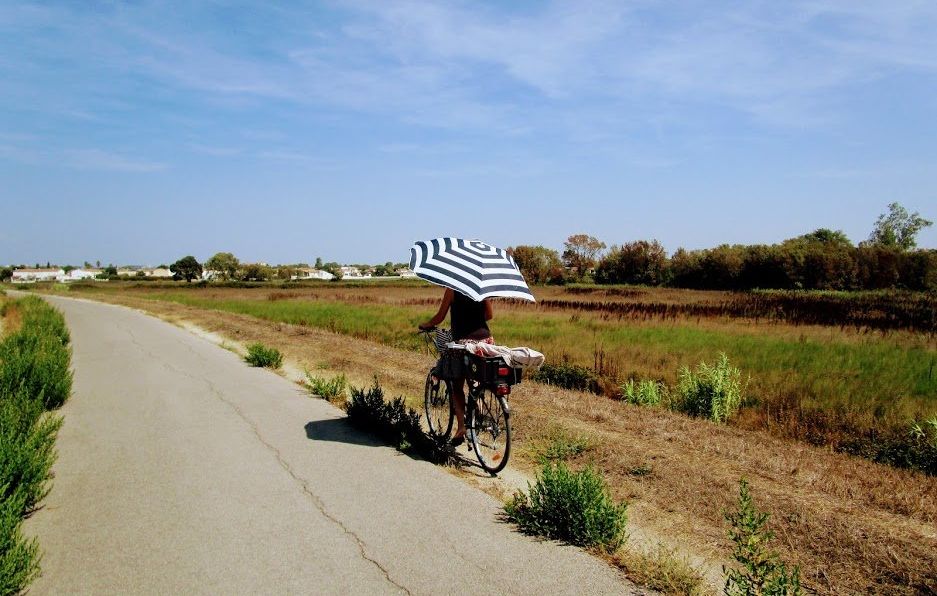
[419,327,518,475]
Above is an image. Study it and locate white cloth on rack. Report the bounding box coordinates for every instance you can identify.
[460,341,545,370]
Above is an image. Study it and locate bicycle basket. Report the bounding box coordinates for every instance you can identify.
[434,328,453,353]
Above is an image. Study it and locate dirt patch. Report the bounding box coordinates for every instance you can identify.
[72,292,937,594]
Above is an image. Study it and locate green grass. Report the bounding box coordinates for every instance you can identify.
[141,291,936,420]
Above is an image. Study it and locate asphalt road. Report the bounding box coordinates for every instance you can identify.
[23,294,639,595]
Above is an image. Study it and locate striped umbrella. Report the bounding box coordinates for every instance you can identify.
[409,238,535,302]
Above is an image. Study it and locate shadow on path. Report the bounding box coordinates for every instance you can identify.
[304,418,386,448]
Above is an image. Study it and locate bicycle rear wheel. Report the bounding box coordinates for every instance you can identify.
[424,371,454,440]
[469,388,511,475]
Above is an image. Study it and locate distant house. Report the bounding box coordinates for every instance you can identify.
[201,269,222,281]
[395,267,418,278]
[117,268,141,277]
[291,268,334,281]
[146,268,173,278]
[340,266,371,279]
[11,268,64,283]
[67,268,103,281]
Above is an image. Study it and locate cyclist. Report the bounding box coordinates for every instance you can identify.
[419,288,493,445]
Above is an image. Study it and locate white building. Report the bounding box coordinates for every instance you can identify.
[395,267,418,278]
[10,268,64,283]
[291,268,334,281]
[67,268,102,281]
[339,266,371,279]
[146,268,173,278]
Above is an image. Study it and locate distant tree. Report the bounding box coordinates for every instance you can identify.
[103,265,118,276]
[315,257,324,269]
[595,240,668,286]
[170,256,203,282]
[868,202,933,251]
[321,262,343,280]
[508,245,566,284]
[275,266,296,280]
[238,263,272,281]
[83,261,91,269]
[0,267,12,282]
[95,260,101,268]
[562,234,606,280]
[205,252,240,280]
[62,265,75,274]
[797,228,852,246]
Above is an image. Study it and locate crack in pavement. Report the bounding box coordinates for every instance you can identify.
[115,316,412,595]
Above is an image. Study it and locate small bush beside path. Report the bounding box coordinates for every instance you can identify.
[0,295,72,594]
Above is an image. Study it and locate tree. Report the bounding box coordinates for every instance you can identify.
[0,267,12,282]
[238,263,272,281]
[562,234,606,280]
[797,228,852,246]
[103,265,118,277]
[508,245,566,284]
[868,202,933,251]
[315,257,323,269]
[205,252,240,280]
[595,240,668,286]
[62,265,75,274]
[170,256,203,282]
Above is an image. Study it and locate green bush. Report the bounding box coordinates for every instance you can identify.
[0,387,62,512]
[531,362,597,393]
[0,296,71,594]
[305,371,348,401]
[345,380,450,463]
[673,353,743,423]
[724,479,801,596]
[244,343,283,368]
[0,491,41,596]
[621,379,664,407]
[504,460,628,551]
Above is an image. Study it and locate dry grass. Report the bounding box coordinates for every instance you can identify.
[71,290,937,594]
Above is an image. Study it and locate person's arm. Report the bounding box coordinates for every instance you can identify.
[420,288,454,329]
[484,298,493,321]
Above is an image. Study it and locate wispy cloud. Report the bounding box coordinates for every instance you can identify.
[65,149,167,173]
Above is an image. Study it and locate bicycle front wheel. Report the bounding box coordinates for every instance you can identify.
[469,389,511,475]
[424,371,454,440]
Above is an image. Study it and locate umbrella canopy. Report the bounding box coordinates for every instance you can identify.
[409,237,535,302]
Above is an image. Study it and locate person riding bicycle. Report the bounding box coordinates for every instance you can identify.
[419,287,493,445]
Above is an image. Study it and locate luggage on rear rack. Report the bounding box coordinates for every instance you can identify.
[466,353,523,386]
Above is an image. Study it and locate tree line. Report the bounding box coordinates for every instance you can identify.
[509,203,936,291]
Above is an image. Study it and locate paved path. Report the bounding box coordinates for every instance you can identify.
[23,294,639,595]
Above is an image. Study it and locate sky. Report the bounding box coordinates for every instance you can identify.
[1,0,936,266]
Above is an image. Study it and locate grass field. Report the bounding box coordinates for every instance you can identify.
[39,281,937,595]
[36,280,936,474]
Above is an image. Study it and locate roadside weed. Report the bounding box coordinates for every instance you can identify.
[244,343,283,368]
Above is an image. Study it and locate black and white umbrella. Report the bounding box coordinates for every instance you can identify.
[409,238,535,302]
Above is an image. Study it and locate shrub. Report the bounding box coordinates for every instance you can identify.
[344,380,453,464]
[724,479,801,596]
[305,371,348,401]
[673,353,743,423]
[0,387,63,512]
[504,460,628,551]
[621,379,664,407]
[0,491,41,596]
[244,343,283,368]
[531,362,597,393]
[0,297,71,594]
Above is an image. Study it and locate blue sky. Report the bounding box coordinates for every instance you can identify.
[2,0,936,266]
